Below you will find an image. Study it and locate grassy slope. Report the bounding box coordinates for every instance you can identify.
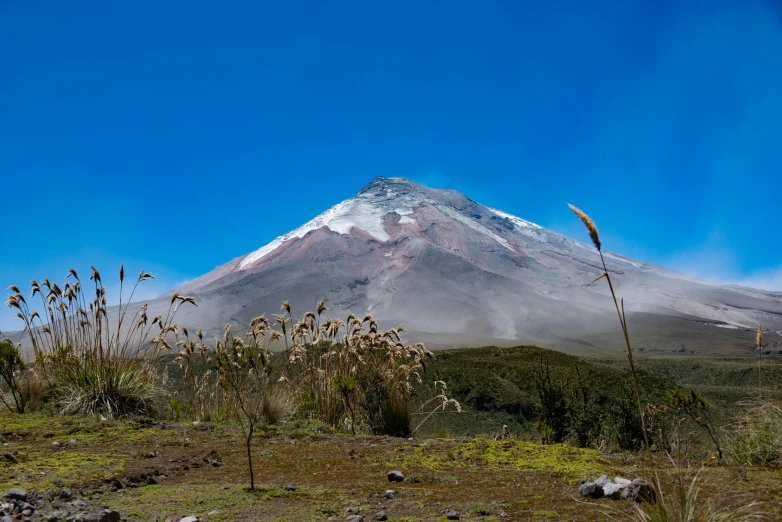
[415,345,677,437]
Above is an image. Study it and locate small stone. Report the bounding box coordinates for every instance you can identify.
[445,509,461,520]
[602,482,627,499]
[578,481,603,499]
[621,478,657,504]
[52,441,61,447]
[614,477,632,486]
[285,484,296,491]
[59,488,73,500]
[69,439,77,446]
[178,517,199,522]
[595,474,612,488]
[371,512,387,521]
[1,517,10,522]
[3,488,26,501]
[1,453,17,465]
[207,510,219,516]
[383,490,395,499]
[99,510,121,522]
[387,471,404,483]
[344,516,364,522]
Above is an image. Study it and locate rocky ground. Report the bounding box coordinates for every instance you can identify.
[1,412,780,521]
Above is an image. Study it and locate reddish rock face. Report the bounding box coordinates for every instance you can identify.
[152,177,781,351]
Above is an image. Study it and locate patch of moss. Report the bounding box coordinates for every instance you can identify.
[393,438,610,477]
[0,449,125,490]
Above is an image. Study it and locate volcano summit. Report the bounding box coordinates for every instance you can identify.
[163,177,781,354]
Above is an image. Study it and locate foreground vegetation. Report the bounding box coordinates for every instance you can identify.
[2,232,781,519]
[1,410,780,521]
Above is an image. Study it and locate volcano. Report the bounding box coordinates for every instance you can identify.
[162,177,781,354]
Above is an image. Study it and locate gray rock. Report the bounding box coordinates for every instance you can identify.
[602,482,627,499]
[384,490,395,499]
[285,484,296,491]
[595,474,612,488]
[445,509,461,520]
[178,517,199,522]
[387,471,404,483]
[1,515,11,522]
[59,488,73,500]
[344,516,364,522]
[371,512,388,521]
[99,510,121,522]
[3,488,26,501]
[578,481,604,499]
[2,453,18,464]
[621,479,657,503]
[614,477,632,486]
[207,510,219,515]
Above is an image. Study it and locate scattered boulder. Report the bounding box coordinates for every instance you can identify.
[622,478,657,503]
[445,509,461,520]
[345,516,364,522]
[285,484,296,491]
[602,482,625,499]
[594,474,611,488]
[1,453,17,464]
[3,488,27,501]
[384,490,395,499]
[371,511,388,521]
[578,480,604,499]
[387,471,404,483]
[579,475,657,503]
[99,510,122,522]
[178,517,199,522]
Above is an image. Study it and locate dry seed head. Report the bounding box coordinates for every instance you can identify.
[757,322,763,349]
[568,204,601,251]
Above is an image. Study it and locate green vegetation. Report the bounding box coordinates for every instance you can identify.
[2,264,781,521]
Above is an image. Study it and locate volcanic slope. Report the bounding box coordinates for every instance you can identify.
[161,177,782,354]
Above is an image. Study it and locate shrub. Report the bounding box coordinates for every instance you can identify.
[608,380,645,451]
[663,388,722,460]
[532,356,568,444]
[0,339,26,412]
[213,318,275,490]
[566,366,602,448]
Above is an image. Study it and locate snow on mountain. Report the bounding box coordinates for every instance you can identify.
[165,177,782,354]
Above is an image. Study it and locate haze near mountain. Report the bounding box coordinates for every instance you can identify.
[167,177,782,355]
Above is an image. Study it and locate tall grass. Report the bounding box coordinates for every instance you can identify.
[569,204,651,455]
[725,400,782,466]
[5,267,195,417]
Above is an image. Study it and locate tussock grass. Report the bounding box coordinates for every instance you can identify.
[725,400,782,466]
[5,267,196,417]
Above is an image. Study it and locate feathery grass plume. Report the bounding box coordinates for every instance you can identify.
[756,322,763,400]
[568,204,601,251]
[4,267,197,418]
[568,203,650,456]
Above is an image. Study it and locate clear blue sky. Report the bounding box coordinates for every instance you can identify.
[2,1,781,331]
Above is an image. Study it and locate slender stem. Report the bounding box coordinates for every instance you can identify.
[598,251,651,456]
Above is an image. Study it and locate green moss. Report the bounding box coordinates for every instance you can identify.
[0,449,125,490]
[395,438,611,477]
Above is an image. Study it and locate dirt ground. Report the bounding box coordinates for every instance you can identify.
[1,413,780,521]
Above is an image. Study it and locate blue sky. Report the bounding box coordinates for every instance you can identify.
[2,1,781,331]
